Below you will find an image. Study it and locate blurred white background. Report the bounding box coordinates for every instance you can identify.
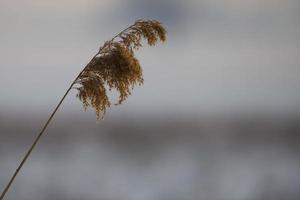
[0,1,300,200]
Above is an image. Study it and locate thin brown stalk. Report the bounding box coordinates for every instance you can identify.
[0,55,94,200]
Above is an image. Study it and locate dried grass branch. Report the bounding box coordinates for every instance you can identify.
[0,19,167,200]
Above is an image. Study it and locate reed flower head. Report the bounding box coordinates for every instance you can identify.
[75,19,167,119]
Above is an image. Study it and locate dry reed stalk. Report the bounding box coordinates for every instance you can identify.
[0,19,166,199]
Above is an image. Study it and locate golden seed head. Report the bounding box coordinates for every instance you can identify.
[76,19,167,119]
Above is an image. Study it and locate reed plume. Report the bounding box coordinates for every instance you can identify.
[76,19,166,118]
[0,19,166,199]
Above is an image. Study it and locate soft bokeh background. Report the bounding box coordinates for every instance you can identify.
[1,0,300,199]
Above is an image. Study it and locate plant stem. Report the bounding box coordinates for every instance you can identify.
[0,56,98,200]
[0,23,136,199]
[0,77,78,200]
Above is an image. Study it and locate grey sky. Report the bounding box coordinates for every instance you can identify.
[0,0,299,115]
